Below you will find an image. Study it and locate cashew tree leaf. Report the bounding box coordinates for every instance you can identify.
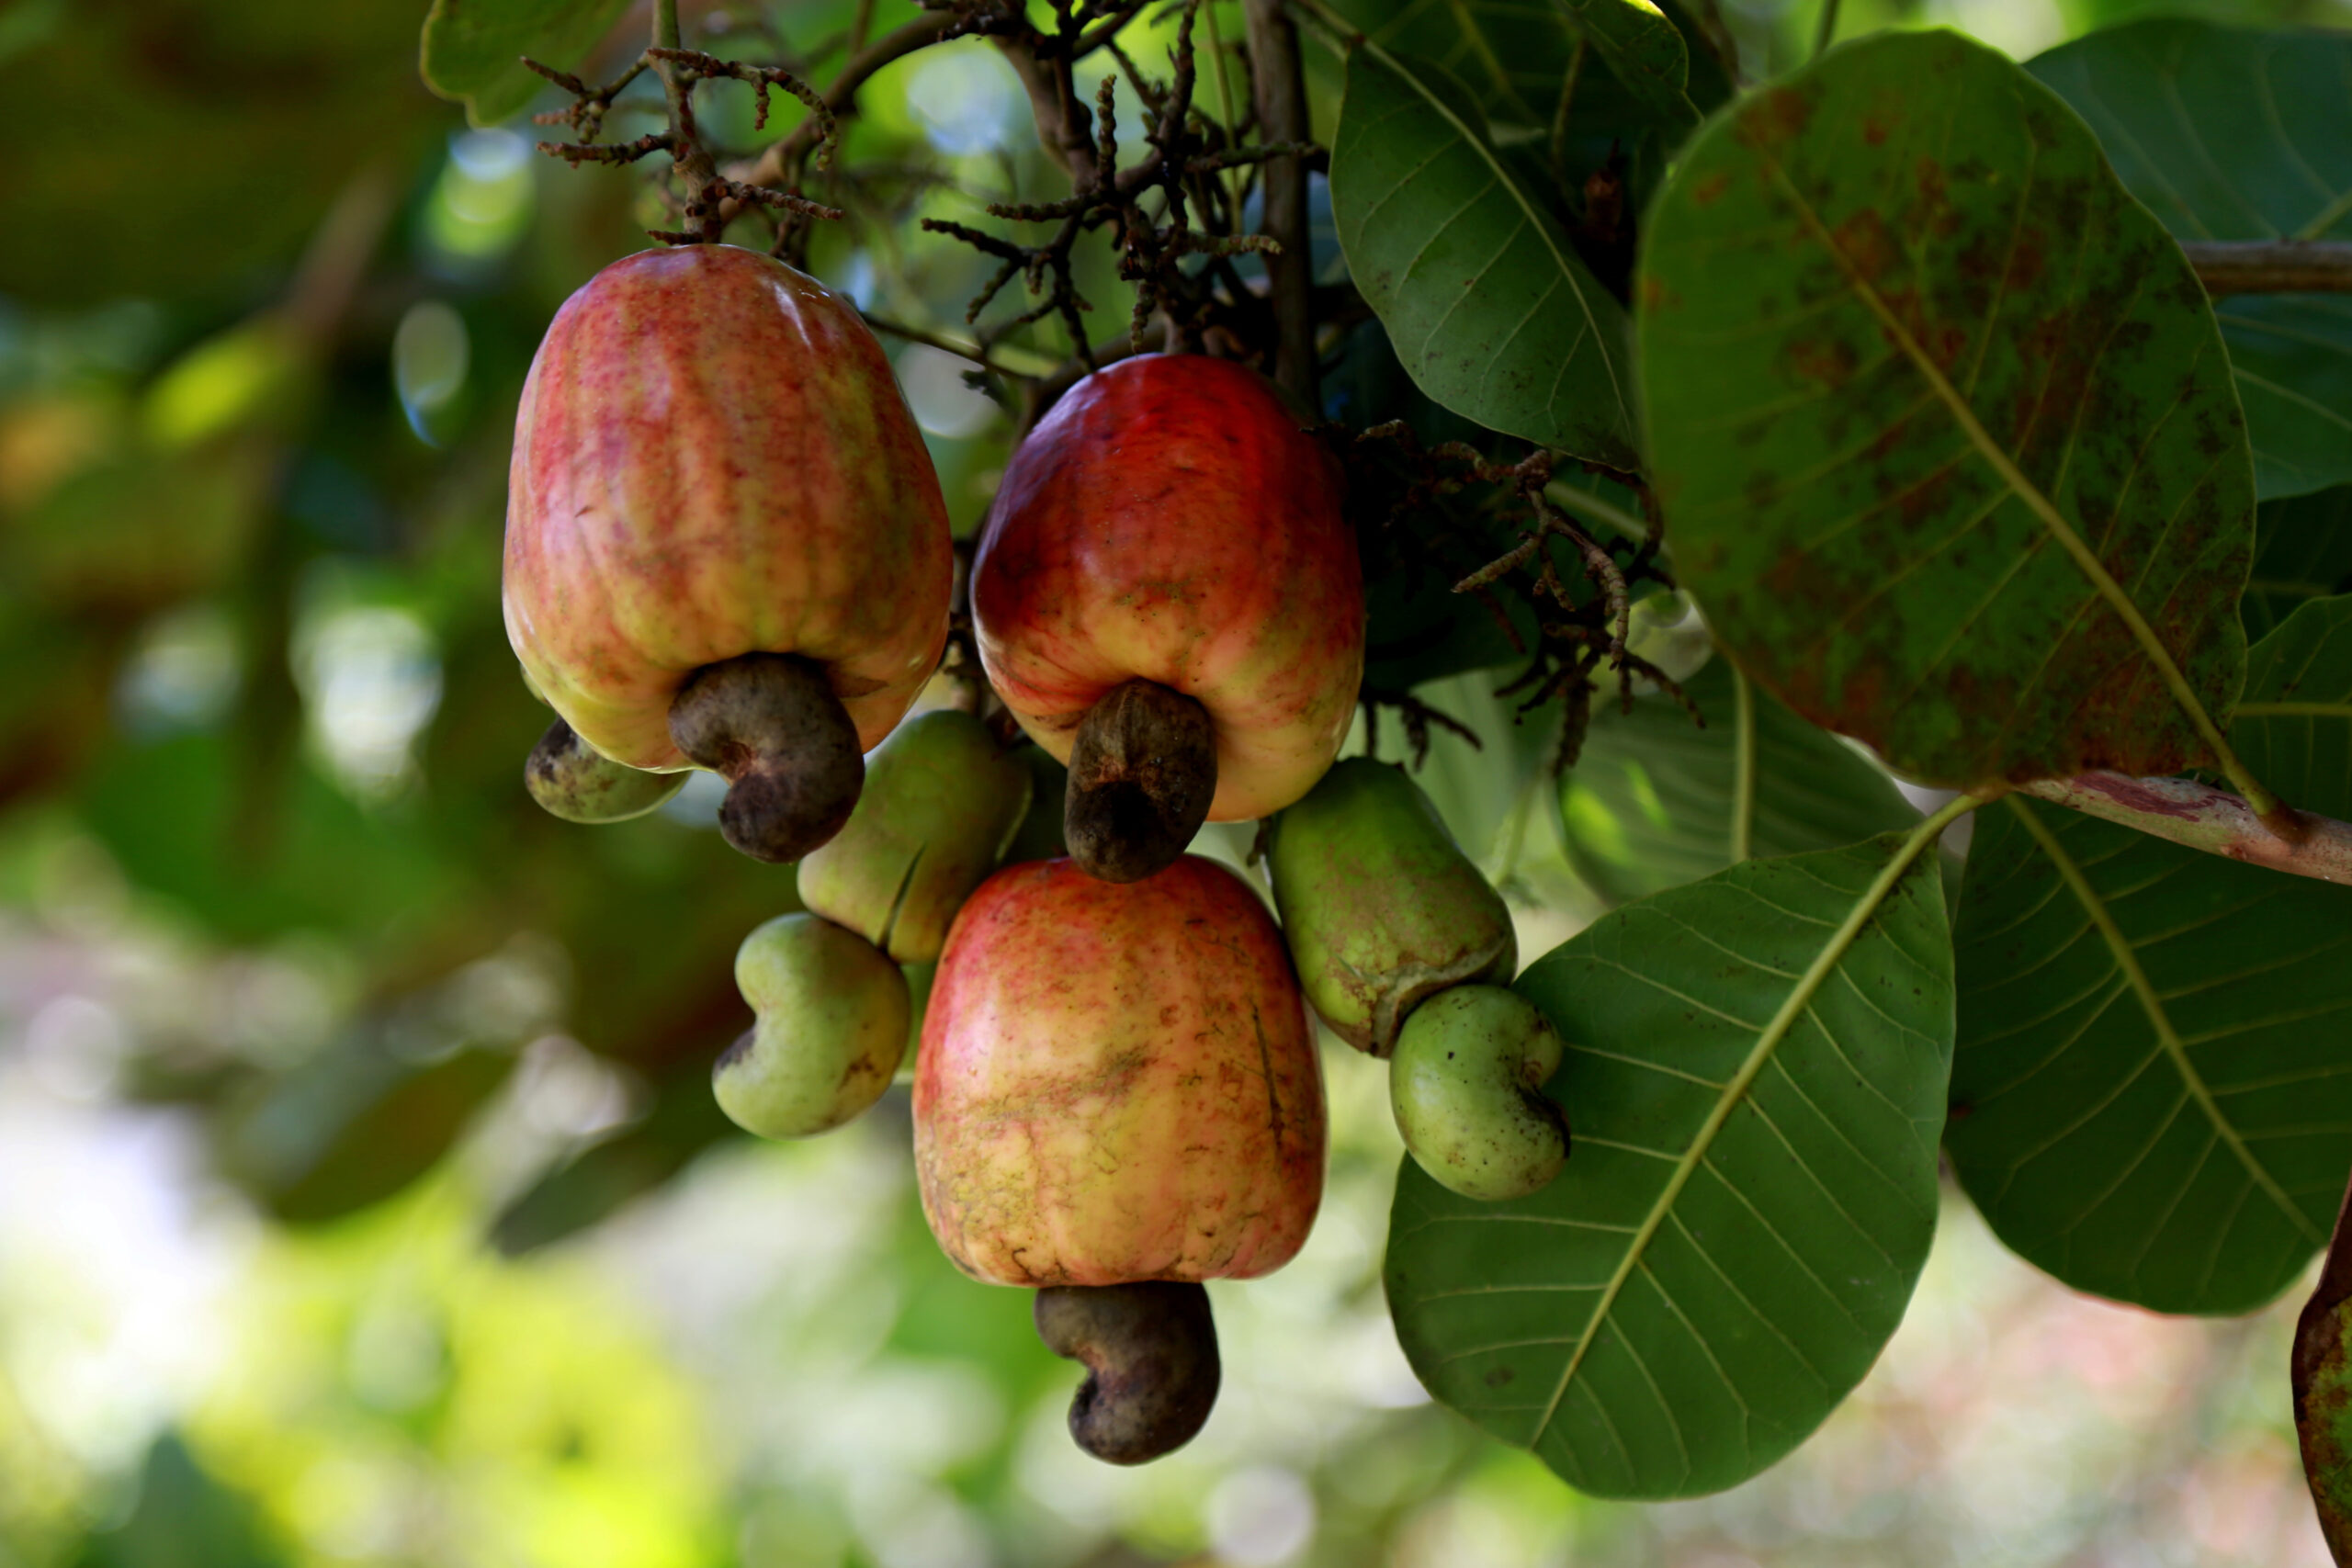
[1387,829,1955,1498]
[1331,45,1640,473]
[1638,29,2255,791]
[1550,0,1699,133]
[2028,21,2352,502]
[1947,597,2352,1314]
[1559,656,1919,904]
[1332,0,1718,139]
[2247,483,2352,640]
[421,0,637,126]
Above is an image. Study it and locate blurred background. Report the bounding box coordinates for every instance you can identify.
[5,0,2351,1563]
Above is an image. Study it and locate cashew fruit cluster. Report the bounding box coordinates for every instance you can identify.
[500,311,1570,1463]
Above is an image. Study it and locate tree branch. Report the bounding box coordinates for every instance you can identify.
[2187,240,2352,297]
[1242,0,1317,404]
[734,12,959,190]
[2023,772,2352,886]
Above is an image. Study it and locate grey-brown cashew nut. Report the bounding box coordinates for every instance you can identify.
[1033,1280,1221,1464]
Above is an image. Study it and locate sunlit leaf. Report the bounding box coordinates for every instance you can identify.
[1948,599,2352,1314]
[1550,0,1697,132]
[420,0,638,126]
[1559,657,1917,903]
[1387,829,1954,1497]
[2028,21,2352,502]
[1331,46,1639,472]
[1638,30,2254,790]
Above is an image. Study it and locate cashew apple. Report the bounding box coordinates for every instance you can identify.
[970,354,1363,882]
[503,243,953,862]
[524,716,686,824]
[1268,757,1516,1055]
[913,855,1326,1286]
[797,708,1033,963]
[1390,985,1569,1201]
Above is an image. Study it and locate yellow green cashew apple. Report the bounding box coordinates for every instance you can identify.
[1267,757,1517,1055]
[796,708,1033,964]
[523,716,686,824]
[503,243,953,863]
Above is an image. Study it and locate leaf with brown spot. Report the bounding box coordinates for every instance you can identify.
[2028,21,2352,503]
[1946,598,2352,1314]
[1638,30,2256,791]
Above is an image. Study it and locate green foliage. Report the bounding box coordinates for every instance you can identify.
[1948,599,2352,1314]
[420,0,639,125]
[1550,0,1701,132]
[1387,829,1955,1497]
[1557,656,1919,904]
[0,0,443,304]
[1638,29,2254,791]
[2027,21,2352,502]
[2247,484,2352,641]
[9,0,2352,1551]
[1329,48,1640,472]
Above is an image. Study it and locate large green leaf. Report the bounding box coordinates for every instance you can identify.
[1551,0,1698,132]
[1559,655,1919,903]
[1333,0,1581,133]
[1638,29,2255,791]
[1333,0,1712,136]
[1387,829,1955,1498]
[2247,485,2352,640]
[421,0,637,126]
[2235,593,2352,807]
[2027,22,2352,502]
[1331,46,1640,472]
[1948,598,2352,1314]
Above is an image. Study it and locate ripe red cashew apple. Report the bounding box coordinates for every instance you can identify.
[914,854,1327,1287]
[503,244,953,863]
[971,354,1363,883]
[916,854,1323,1463]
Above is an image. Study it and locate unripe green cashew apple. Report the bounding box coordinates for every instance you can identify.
[913,855,1326,1287]
[971,355,1363,883]
[503,243,953,863]
[1267,757,1516,1055]
[797,708,1033,964]
[716,912,909,1139]
[1391,985,1569,1201]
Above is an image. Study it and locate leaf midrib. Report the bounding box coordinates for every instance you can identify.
[1351,40,1631,423]
[1530,804,1963,1444]
[1751,146,2256,802]
[2002,795,2323,1247]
